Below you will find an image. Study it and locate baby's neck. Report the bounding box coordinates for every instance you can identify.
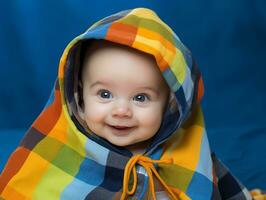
[125,140,150,155]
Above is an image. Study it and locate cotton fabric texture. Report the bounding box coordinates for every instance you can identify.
[0,8,252,200]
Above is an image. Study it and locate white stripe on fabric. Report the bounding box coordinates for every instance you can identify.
[85,138,109,166]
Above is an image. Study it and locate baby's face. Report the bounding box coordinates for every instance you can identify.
[80,43,169,147]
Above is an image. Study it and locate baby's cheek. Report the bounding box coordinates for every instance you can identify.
[85,103,108,122]
[138,107,163,128]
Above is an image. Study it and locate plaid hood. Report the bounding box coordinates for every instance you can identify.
[0,8,251,200]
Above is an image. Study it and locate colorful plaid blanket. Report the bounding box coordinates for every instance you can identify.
[0,8,252,200]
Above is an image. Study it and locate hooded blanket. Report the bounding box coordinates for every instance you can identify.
[0,8,252,200]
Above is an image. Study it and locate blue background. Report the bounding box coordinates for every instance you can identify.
[0,0,265,190]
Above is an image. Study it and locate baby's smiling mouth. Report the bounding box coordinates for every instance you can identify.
[112,125,131,129]
[107,124,135,135]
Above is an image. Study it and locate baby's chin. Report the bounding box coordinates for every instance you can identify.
[107,138,138,147]
[109,139,150,154]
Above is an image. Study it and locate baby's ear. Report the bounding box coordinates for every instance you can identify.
[77,106,85,120]
[77,80,85,120]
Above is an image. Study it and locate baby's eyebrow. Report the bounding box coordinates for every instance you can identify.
[136,86,160,96]
[89,81,109,88]
[89,81,160,95]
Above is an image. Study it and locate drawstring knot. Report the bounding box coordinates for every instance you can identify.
[121,154,179,200]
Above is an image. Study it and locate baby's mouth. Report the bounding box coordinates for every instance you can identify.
[112,125,131,130]
[107,124,135,135]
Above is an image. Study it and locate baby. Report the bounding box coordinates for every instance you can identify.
[77,39,170,156]
[0,7,259,200]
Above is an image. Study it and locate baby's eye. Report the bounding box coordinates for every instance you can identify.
[133,93,150,102]
[97,89,113,99]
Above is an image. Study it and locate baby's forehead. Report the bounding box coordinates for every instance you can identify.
[81,39,160,76]
[80,40,168,90]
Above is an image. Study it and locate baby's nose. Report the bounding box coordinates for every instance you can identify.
[111,100,132,118]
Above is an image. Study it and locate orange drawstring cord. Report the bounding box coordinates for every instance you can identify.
[121,155,180,200]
